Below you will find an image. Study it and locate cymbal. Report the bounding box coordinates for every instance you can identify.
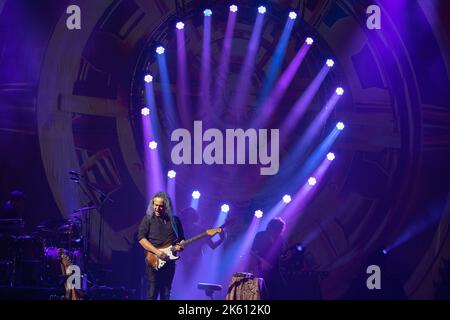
[35,227,57,234]
[35,224,58,233]
[57,224,77,233]
[35,218,78,234]
[68,206,96,217]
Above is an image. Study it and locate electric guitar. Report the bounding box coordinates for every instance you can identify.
[145,228,222,270]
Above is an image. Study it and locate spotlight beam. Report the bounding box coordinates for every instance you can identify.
[142,82,164,196]
[252,41,311,128]
[282,91,342,166]
[176,23,191,128]
[226,11,265,120]
[144,81,162,143]
[212,9,237,112]
[281,156,334,238]
[166,170,177,214]
[261,123,342,200]
[256,17,296,107]
[288,128,341,191]
[157,53,180,132]
[281,64,331,139]
[199,11,212,118]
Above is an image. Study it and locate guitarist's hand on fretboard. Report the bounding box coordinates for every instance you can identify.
[173,241,184,252]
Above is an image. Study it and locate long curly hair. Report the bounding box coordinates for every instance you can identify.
[146,191,173,216]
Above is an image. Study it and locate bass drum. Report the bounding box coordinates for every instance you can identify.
[13,235,45,286]
[42,247,82,287]
[0,234,14,286]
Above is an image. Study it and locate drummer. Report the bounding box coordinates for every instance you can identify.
[1,190,25,220]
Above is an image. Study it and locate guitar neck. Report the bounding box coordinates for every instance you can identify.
[182,232,209,246]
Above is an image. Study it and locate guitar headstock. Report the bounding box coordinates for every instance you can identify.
[206,228,222,236]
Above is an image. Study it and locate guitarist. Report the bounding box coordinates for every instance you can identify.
[138,192,185,300]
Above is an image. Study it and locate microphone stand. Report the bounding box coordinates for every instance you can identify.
[70,176,96,268]
[69,172,113,282]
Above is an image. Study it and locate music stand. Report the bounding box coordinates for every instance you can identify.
[198,282,222,300]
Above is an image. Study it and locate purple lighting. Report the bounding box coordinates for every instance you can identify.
[229,5,238,12]
[221,204,230,213]
[192,190,201,199]
[326,59,334,67]
[308,177,317,186]
[283,195,292,203]
[382,249,388,255]
[254,210,263,218]
[141,107,150,116]
[156,46,165,54]
[203,9,212,16]
[289,12,297,20]
[258,6,266,14]
[167,170,176,179]
[144,74,153,83]
[326,152,335,161]
[336,122,345,130]
[148,141,158,149]
[336,87,344,95]
[176,22,184,30]
[305,37,314,45]
[229,9,265,121]
[254,41,311,128]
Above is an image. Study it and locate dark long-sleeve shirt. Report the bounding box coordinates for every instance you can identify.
[137,213,184,247]
[251,231,285,275]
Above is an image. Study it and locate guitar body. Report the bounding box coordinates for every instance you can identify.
[145,242,180,270]
[144,228,222,270]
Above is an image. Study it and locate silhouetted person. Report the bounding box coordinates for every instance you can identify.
[177,207,225,297]
[179,207,225,262]
[251,217,286,299]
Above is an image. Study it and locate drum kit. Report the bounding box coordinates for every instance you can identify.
[0,207,92,288]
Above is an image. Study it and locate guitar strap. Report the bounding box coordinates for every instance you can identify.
[169,215,180,240]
